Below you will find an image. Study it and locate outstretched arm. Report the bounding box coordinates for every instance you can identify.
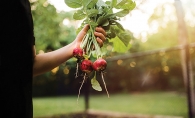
[33,25,106,77]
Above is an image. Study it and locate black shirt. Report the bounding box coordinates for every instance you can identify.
[0,0,35,118]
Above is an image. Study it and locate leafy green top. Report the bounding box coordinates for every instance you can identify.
[65,0,136,56]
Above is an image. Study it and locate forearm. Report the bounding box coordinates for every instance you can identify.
[33,42,75,77]
[32,25,106,77]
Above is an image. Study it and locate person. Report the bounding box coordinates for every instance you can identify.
[0,0,106,118]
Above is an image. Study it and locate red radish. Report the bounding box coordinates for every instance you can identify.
[73,47,83,59]
[73,47,84,78]
[77,59,93,103]
[93,58,107,71]
[93,58,109,98]
[80,59,93,73]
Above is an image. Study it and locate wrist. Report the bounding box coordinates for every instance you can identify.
[68,40,79,58]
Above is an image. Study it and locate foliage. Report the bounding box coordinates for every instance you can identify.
[105,50,184,92]
[30,0,77,51]
[139,3,177,51]
[65,0,136,56]
[31,0,81,93]
[32,0,195,100]
[63,0,136,100]
[33,62,79,97]
[140,21,178,51]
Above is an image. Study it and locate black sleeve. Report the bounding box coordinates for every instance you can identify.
[1,0,35,46]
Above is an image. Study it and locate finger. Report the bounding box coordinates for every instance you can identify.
[95,27,107,37]
[96,37,103,47]
[94,32,106,42]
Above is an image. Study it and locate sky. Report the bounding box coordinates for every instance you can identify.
[48,0,174,39]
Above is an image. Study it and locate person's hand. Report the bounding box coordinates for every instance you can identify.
[74,24,106,48]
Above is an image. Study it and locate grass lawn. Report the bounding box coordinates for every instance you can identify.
[33,92,188,118]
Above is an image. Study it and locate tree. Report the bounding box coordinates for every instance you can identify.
[31,0,80,96]
[30,0,77,51]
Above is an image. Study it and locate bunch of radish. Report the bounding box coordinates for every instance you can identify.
[73,47,109,102]
[66,0,136,101]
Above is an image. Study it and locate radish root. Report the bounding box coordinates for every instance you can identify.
[101,72,109,98]
[75,61,79,78]
[77,73,87,104]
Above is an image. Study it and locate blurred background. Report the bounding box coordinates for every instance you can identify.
[30,0,195,117]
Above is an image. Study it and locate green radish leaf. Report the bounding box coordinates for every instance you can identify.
[100,46,107,56]
[96,16,104,25]
[98,4,112,14]
[97,14,116,26]
[97,7,104,14]
[102,20,109,26]
[111,0,117,8]
[109,36,131,53]
[117,30,132,47]
[109,25,121,35]
[96,0,108,7]
[89,21,98,28]
[91,75,102,91]
[73,9,86,20]
[114,0,136,10]
[110,25,132,47]
[91,50,97,57]
[116,0,128,6]
[83,0,98,9]
[106,26,117,38]
[115,9,130,17]
[107,32,116,39]
[64,0,82,8]
[86,9,99,17]
[113,21,125,31]
[104,14,116,19]
[102,25,110,31]
[105,1,111,6]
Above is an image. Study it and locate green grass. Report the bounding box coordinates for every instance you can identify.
[33,96,85,117]
[33,92,188,118]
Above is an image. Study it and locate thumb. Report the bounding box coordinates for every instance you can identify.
[76,24,90,41]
